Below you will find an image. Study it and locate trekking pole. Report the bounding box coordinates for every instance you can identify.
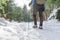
[24,7,30,40]
[23,4,31,40]
[27,12,30,30]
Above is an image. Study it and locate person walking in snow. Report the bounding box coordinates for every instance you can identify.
[29,0,46,29]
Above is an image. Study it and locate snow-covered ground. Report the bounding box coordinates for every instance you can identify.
[27,19,60,40]
[0,8,60,40]
[0,18,60,40]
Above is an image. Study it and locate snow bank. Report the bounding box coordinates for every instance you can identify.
[0,18,25,40]
[47,8,58,20]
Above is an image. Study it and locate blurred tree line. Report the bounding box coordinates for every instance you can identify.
[0,0,60,22]
[46,0,60,20]
[0,0,28,22]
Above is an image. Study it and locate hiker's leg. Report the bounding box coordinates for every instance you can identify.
[38,4,45,29]
[39,11,43,29]
[33,14,37,25]
[33,8,37,26]
[33,5,38,28]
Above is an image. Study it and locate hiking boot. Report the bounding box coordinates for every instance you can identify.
[39,26,43,29]
[33,25,37,28]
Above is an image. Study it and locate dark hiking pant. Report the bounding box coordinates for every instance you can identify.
[33,3,45,26]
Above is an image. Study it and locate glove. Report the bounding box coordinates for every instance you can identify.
[29,2,31,6]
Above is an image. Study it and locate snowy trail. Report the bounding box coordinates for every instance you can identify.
[27,19,60,40]
[0,18,60,40]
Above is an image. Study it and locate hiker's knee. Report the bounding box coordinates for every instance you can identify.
[39,12,43,17]
[33,14,36,17]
